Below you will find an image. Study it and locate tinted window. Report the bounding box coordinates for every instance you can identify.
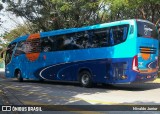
[75,31,91,48]
[61,33,80,50]
[14,41,26,56]
[5,43,16,65]
[54,35,65,51]
[41,37,53,52]
[93,29,111,47]
[93,24,129,47]
[26,38,41,53]
[137,21,158,39]
[53,33,84,51]
[40,24,129,52]
[110,25,129,45]
[15,39,41,56]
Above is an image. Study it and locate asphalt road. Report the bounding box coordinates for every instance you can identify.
[0,71,160,114]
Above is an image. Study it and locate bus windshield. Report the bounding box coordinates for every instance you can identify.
[137,21,158,39]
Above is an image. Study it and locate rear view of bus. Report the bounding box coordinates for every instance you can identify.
[133,20,159,82]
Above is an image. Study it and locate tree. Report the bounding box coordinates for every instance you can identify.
[0,24,30,53]
[4,0,160,33]
[0,2,3,10]
[3,24,30,42]
[0,2,4,51]
[0,2,4,26]
[103,0,160,24]
[5,0,103,32]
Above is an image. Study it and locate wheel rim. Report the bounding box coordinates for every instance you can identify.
[82,74,89,85]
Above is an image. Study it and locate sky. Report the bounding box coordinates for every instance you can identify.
[0,1,24,46]
[0,1,24,34]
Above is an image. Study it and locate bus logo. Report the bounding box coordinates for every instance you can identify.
[2,106,11,111]
[26,33,40,61]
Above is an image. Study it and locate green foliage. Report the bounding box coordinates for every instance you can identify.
[104,0,160,23]
[5,0,103,32]
[0,24,30,50]
[4,25,30,40]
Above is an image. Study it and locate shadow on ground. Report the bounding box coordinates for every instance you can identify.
[10,79,160,92]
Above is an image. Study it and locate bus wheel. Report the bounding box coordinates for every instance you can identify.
[39,79,44,82]
[16,71,23,82]
[79,71,92,88]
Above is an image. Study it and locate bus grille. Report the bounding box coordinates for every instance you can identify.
[139,46,156,54]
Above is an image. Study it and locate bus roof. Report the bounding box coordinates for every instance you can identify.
[10,19,140,44]
[10,34,29,44]
[136,19,155,25]
[40,19,135,38]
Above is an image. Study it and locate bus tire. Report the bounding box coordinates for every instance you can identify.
[102,83,113,87]
[79,71,92,88]
[39,79,44,82]
[16,70,23,82]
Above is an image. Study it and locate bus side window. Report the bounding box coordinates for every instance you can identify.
[25,39,41,53]
[64,33,81,50]
[54,36,65,51]
[106,29,111,46]
[75,32,86,48]
[114,27,123,44]
[84,31,92,48]
[14,41,26,56]
[92,31,98,47]
[41,37,52,52]
[110,25,128,45]
[123,26,128,40]
[93,29,108,47]
[5,43,16,65]
[110,29,114,45]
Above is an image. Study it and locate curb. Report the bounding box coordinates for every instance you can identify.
[0,84,24,105]
[0,75,5,79]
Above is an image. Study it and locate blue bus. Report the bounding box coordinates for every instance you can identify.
[1,19,159,87]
